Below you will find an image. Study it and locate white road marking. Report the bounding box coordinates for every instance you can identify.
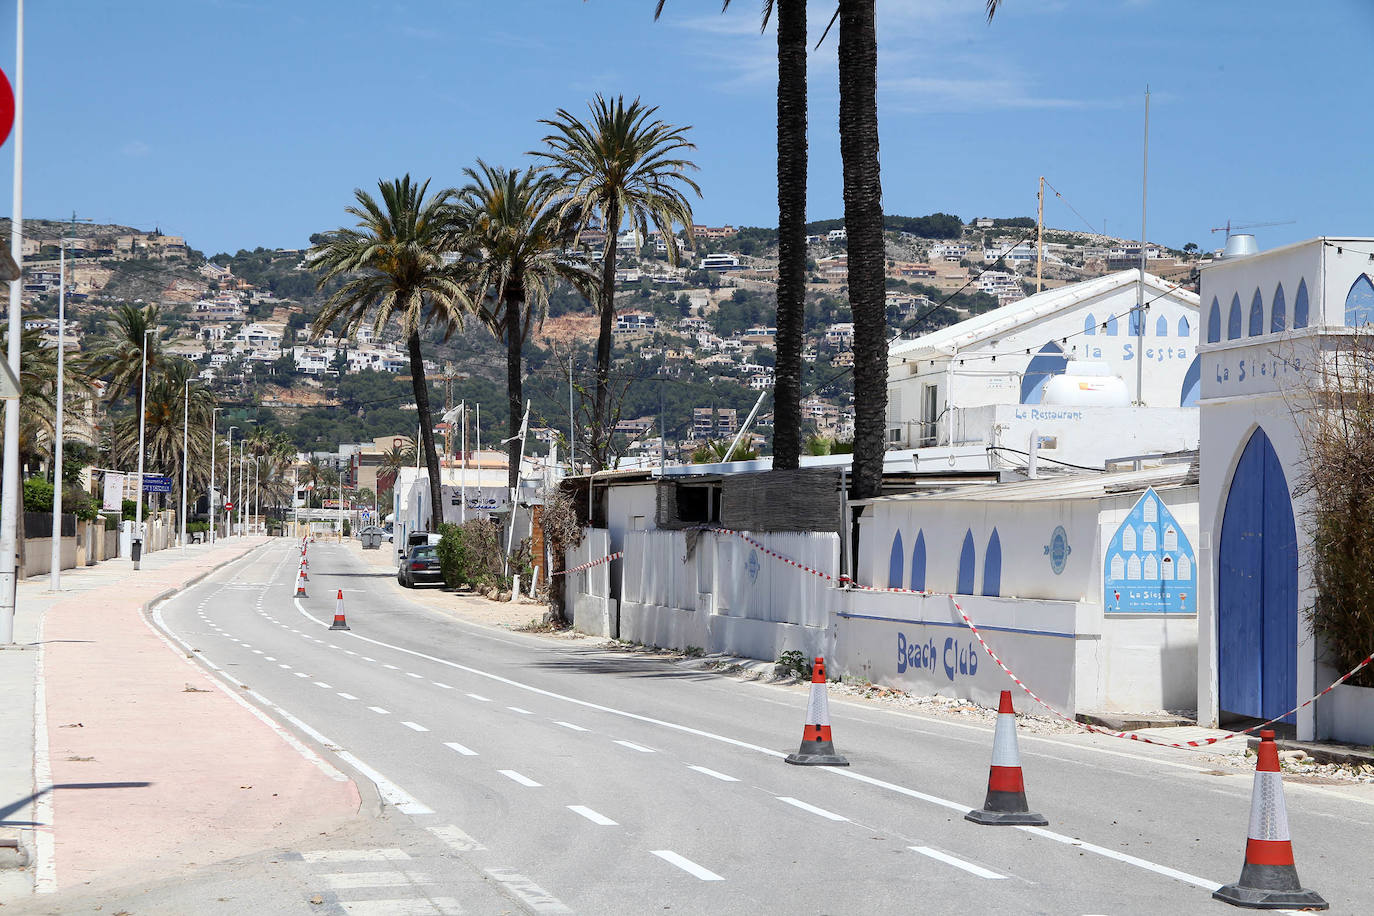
[428,823,485,852]
[467,693,491,702]
[406,672,423,679]
[483,868,572,913]
[337,692,358,700]
[279,664,291,669]
[314,681,333,689]
[567,805,617,826]
[499,770,541,787]
[555,721,589,732]
[322,871,434,889]
[362,656,376,662]
[614,740,655,753]
[345,650,358,656]
[369,706,390,715]
[777,796,848,821]
[294,672,310,679]
[507,706,533,715]
[651,850,724,881]
[300,848,411,863]
[339,899,464,916]
[444,742,478,757]
[401,721,429,732]
[909,846,1006,879]
[383,664,400,670]
[1017,826,1220,891]
[687,765,738,782]
[264,656,275,661]
[433,681,453,689]
[252,649,263,654]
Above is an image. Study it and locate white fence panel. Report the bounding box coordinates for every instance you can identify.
[714,530,838,627]
[568,527,611,600]
[625,530,697,610]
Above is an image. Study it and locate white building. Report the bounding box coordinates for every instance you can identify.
[1195,236,1374,744]
[887,270,1201,467]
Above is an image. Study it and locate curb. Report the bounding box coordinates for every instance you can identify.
[1246,735,1374,770]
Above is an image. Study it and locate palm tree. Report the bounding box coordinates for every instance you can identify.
[109,358,216,512]
[654,0,808,470]
[309,175,467,531]
[0,327,91,476]
[85,303,162,408]
[534,96,699,468]
[377,442,414,495]
[451,161,598,491]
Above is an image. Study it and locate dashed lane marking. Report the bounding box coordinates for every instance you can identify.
[498,770,541,787]
[777,796,848,822]
[507,706,533,715]
[433,682,453,689]
[314,681,333,689]
[337,692,358,700]
[444,742,478,757]
[401,721,429,732]
[466,693,491,702]
[650,850,724,882]
[368,706,390,715]
[337,899,463,916]
[554,721,588,732]
[300,848,411,864]
[406,672,424,679]
[909,846,1007,880]
[567,805,618,826]
[686,765,738,782]
[614,740,655,753]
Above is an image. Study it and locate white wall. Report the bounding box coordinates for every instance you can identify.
[567,527,616,637]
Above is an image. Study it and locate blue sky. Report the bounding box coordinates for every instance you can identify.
[0,1,1369,256]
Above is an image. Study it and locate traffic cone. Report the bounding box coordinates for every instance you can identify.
[294,568,307,598]
[330,589,350,631]
[784,657,849,766]
[1213,730,1327,910]
[965,690,1047,826]
[299,560,309,581]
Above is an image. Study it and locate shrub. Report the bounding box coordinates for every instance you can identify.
[22,477,53,512]
[775,649,810,679]
[342,518,351,537]
[436,519,509,590]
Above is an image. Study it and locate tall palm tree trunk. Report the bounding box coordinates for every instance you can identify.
[594,199,622,469]
[772,0,807,470]
[839,0,886,503]
[505,297,525,493]
[405,330,444,530]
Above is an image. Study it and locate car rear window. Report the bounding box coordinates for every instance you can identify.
[413,546,437,559]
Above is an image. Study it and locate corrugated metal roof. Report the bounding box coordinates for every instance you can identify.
[870,460,1197,504]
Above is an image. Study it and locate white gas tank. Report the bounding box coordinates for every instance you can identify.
[1042,361,1130,407]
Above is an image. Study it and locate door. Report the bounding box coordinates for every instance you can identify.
[1217,428,1298,722]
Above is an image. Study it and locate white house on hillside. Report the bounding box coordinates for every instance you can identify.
[888,269,1201,469]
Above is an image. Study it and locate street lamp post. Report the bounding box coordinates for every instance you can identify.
[179,378,190,549]
[237,441,245,536]
[209,407,222,544]
[49,235,69,590]
[225,425,237,540]
[132,328,155,570]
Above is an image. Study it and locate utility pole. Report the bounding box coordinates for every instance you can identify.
[568,354,575,474]
[1136,86,1150,407]
[1036,176,1045,294]
[0,0,24,641]
[133,328,155,570]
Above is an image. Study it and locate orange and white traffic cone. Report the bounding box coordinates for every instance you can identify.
[965,690,1047,826]
[330,589,350,631]
[1213,730,1327,910]
[784,657,849,767]
[299,560,309,581]
[294,568,307,598]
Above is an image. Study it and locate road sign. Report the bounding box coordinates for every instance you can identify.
[0,68,12,148]
[225,501,234,511]
[142,474,173,493]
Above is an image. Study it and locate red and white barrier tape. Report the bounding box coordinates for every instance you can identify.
[552,551,623,577]
[695,524,1374,751]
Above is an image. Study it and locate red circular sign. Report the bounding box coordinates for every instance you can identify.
[0,69,13,148]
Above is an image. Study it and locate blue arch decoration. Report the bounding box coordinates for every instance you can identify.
[1019,341,1068,404]
[1248,289,1264,337]
[910,530,926,592]
[1155,315,1168,337]
[956,530,976,595]
[1104,487,1196,615]
[887,531,904,589]
[1180,355,1201,407]
[1129,308,1143,337]
[1227,293,1243,340]
[1346,274,1374,327]
[1178,315,1190,338]
[1270,284,1286,333]
[1207,298,1221,343]
[982,529,1002,597]
[1294,279,1309,328]
[1083,314,1097,336]
[1104,314,1119,336]
[1218,428,1297,722]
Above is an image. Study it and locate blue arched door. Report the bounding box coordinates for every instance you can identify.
[1218,428,1297,722]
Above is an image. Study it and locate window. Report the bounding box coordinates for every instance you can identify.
[1346,274,1374,328]
[1178,315,1190,337]
[910,530,927,591]
[1180,355,1201,407]
[982,529,1002,597]
[956,530,976,595]
[1084,314,1097,336]
[888,531,904,589]
[1227,293,1243,339]
[1207,298,1221,343]
[1156,315,1169,337]
[1248,289,1265,337]
[920,384,938,447]
[1104,314,1119,336]
[1270,284,1286,332]
[1294,279,1309,328]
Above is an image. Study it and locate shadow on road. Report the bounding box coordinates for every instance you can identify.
[527,646,721,681]
[1,782,153,827]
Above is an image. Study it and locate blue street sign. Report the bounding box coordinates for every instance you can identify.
[142,474,173,494]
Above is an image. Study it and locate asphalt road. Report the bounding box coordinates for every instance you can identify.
[144,539,1370,915]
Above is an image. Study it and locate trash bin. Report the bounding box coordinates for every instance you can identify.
[362,530,382,550]
[131,539,143,563]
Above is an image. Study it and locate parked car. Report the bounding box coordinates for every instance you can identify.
[398,530,440,564]
[398,544,443,588]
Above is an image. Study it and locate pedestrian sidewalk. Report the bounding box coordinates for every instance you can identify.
[0,537,362,901]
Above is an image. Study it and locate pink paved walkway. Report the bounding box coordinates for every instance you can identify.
[43,541,361,891]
